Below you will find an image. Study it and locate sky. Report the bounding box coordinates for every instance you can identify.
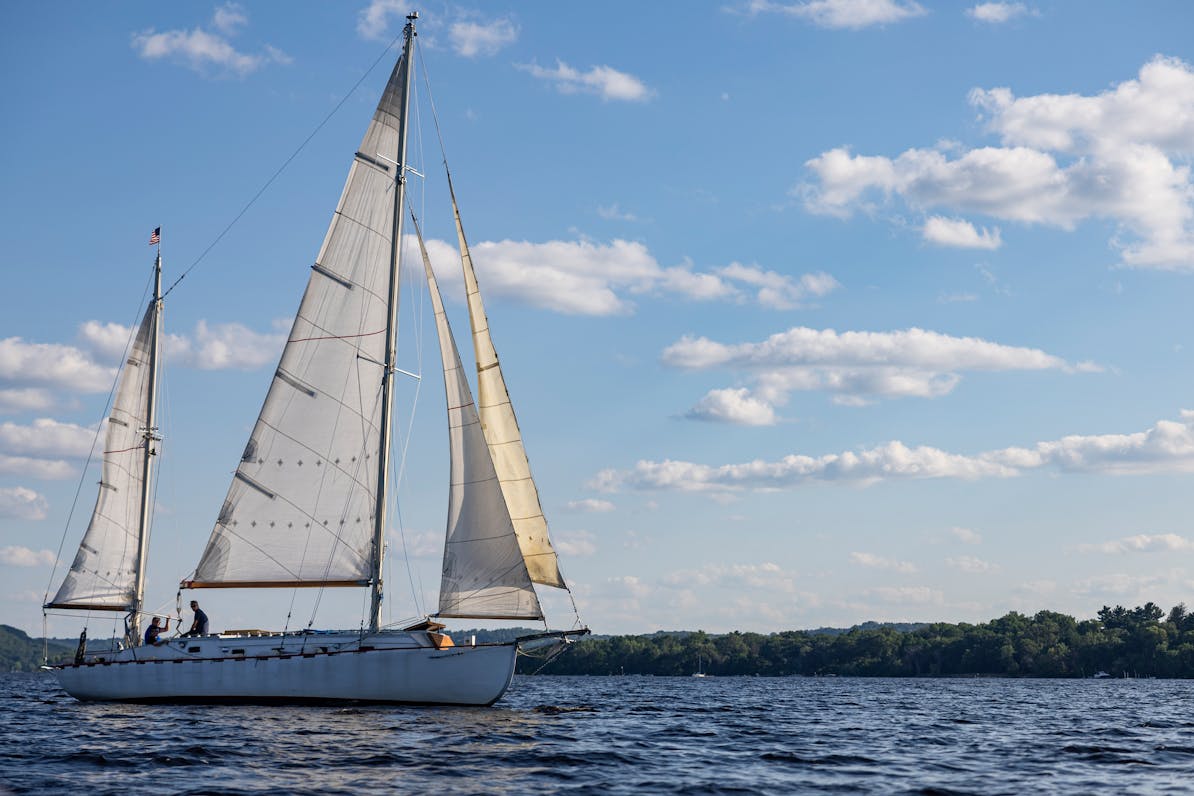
[4,0,1194,638]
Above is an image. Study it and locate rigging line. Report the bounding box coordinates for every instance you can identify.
[390,199,436,618]
[288,327,385,344]
[416,37,452,177]
[43,266,155,613]
[159,31,405,301]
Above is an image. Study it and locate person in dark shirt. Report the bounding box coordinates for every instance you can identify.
[184,600,210,636]
[144,616,169,646]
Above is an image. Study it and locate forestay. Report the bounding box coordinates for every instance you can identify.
[189,58,411,588]
[413,225,542,620]
[450,185,566,589]
[48,301,159,610]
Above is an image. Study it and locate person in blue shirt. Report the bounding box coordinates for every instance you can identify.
[184,600,210,636]
[144,616,169,645]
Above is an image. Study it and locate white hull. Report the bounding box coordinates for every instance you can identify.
[54,630,518,706]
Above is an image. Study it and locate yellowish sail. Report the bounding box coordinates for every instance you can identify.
[450,181,566,589]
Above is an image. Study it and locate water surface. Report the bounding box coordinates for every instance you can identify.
[3,672,1193,793]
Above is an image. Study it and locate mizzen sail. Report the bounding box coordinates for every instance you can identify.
[48,299,159,610]
[414,223,542,620]
[449,184,566,589]
[189,57,412,588]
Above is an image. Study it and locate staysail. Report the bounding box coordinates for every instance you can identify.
[412,223,542,620]
[449,182,566,589]
[188,57,411,588]
[48,297,160,611]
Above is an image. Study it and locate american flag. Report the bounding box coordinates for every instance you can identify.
[149,227,160,245]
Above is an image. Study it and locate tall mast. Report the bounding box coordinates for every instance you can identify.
[370,12,418,633]
[129,245,162,644]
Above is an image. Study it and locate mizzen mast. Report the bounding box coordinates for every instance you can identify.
[128,239,163,644]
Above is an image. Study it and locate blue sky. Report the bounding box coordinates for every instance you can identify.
[4,0,1194,637]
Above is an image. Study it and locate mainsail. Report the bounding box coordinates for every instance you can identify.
[449,184,566,589]
[189,58,411,588]
[414,224,542,620]
[48,297,160,611]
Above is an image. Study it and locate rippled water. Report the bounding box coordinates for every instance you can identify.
[4,672,1194,794]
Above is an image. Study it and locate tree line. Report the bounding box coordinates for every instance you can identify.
[524,603,1194,678]
[8,602,1194,677]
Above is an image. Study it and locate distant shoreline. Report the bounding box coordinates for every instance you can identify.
[8,602,1190,678]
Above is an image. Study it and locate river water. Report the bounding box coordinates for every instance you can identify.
[2,671,1193,794]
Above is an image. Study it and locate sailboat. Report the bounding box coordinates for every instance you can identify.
[45,12,587,705]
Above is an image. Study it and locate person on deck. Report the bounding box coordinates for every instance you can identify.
[183,600,209,636]
[144,616,169,646]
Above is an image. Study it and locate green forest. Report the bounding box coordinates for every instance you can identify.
[0,626,71,672]
[523,603,1194,678]
[9,602,1194,678]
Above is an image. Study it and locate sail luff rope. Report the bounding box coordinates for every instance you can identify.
[159,31,406,301]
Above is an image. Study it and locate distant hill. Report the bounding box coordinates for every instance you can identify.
[0,625,73,672]
[806,621,928,637]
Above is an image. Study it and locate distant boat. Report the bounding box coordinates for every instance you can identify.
[1092,671,1112,679]
[44,11,587,705]
[692,654,707,678]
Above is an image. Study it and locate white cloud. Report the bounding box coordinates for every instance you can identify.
[1072,573,1164,598]
[189,320,285,370]
[449,18,518,57]
[566,498,616,513]
[389,530,441,559]
[864,586,943,604]
[419,236,831,316]
[517,60,654,102]
[79,319,284,372]
[663,327,1073,372]
[0,389,55,414]
[686,388,778,426]
[1080,533,1194,554]
[357,0,410,41]
[0,487,49,520]
[131,6,289,78]
[946,555,998,573]
[593,411,1194,492]
[609,575,651,599]
[949,526,983,544]
[966,2,1031,23]
[554,530,597,557]
[597,203,639,222]
[0,454,73,480]
[0,418,94,459]
[0,337,115,394]
[745,0,927,29]
[802,56,1194,270]
[212,3,248,34]
[716,264,840,309]
[923,216,1003,249]
[661,562,801,594]
[0,545,56,567]
[850,551,917,573]
[988,410,1194,475]
[593,441,1016,493]
[663,325,1092,421]
[1017,579,1056,595]
[937,292,978,304]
